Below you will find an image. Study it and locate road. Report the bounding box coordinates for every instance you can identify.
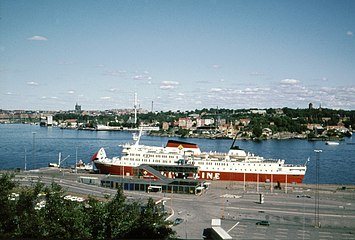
[168,183,355,239]
[12,168,355,239]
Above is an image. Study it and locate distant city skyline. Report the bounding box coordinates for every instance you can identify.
[1,0,355,111]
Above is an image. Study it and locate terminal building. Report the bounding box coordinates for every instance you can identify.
[99,164,209,195]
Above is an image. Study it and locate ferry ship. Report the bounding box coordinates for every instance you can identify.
[91,131,307,184]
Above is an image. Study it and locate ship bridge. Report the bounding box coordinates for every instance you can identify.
[134,164,199,180]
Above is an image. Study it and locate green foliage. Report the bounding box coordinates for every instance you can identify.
[252,125,262,138]
[0,173,18,238]
[53,107,355,139]
[176,128,189,137]
[0,174,175,239]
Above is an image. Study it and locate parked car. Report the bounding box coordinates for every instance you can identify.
[173,218,184,226]
[297,195,311,198]
[256,220,270,226]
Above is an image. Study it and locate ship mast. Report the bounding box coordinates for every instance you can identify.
[134,93,138,127]
[230,133,238,149]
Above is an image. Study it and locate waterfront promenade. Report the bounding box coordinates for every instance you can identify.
[7,167,355,239]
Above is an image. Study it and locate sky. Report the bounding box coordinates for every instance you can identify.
[1,0,355,111]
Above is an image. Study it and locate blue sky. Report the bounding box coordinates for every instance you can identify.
[1,0,355,111]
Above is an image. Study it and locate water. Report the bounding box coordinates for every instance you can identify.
[1,124,354,184]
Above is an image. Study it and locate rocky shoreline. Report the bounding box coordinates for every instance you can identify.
[148,131,347,141]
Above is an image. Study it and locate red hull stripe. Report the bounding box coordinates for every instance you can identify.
[94,163,304,184]
[197,171,304,184]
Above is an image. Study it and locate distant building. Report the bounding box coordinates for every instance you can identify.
[179,117,193,129]
[238,118,251,126]
[309,103,313,110]
[40,115,53,126]
[203,118,214,126]
[162,122,170,131]
[75,103,82,113]
[250,109,267,115]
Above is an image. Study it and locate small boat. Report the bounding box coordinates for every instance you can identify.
[325,141,339,145]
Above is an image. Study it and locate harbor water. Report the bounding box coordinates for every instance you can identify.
[1,124,354,184]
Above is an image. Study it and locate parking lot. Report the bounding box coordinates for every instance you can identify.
[13,168,355,239]
[170,181,355,239]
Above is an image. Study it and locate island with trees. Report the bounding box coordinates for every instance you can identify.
[1,104,354,141]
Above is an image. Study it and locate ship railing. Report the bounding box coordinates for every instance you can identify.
[283,164,306,168]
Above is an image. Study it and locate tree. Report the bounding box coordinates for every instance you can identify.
[13,181,46,238]
[104,187,137,238]
[125,198,175,239]
[0,173,18,238]
[0,174,176,239]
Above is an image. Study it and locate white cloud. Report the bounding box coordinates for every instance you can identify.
[209,88,222,92]
[100,96,111,100]
[108,88,117,92]
[41,96,58,100]
[161,81,179,85]
[132,72,152,81]
[27,35,48,41]
[346,31,353,37]
[5,92,13,95]
[160,85,175,90]
[133,75,144,80]
[67,90,75,94]
[160,81,179,90]
[103,70,127,77]
[27,81,39,86]
[280,79,300,85]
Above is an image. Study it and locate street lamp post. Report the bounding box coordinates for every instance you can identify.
[314,149,322,228]
[24,147,27,171]
[75,147,78,174]
[32,132,36,168]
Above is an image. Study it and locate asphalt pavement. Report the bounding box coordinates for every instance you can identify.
[10,168,355,239]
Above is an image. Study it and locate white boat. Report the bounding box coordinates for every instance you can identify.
[325,141,339,145]
[91,129,307,184]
